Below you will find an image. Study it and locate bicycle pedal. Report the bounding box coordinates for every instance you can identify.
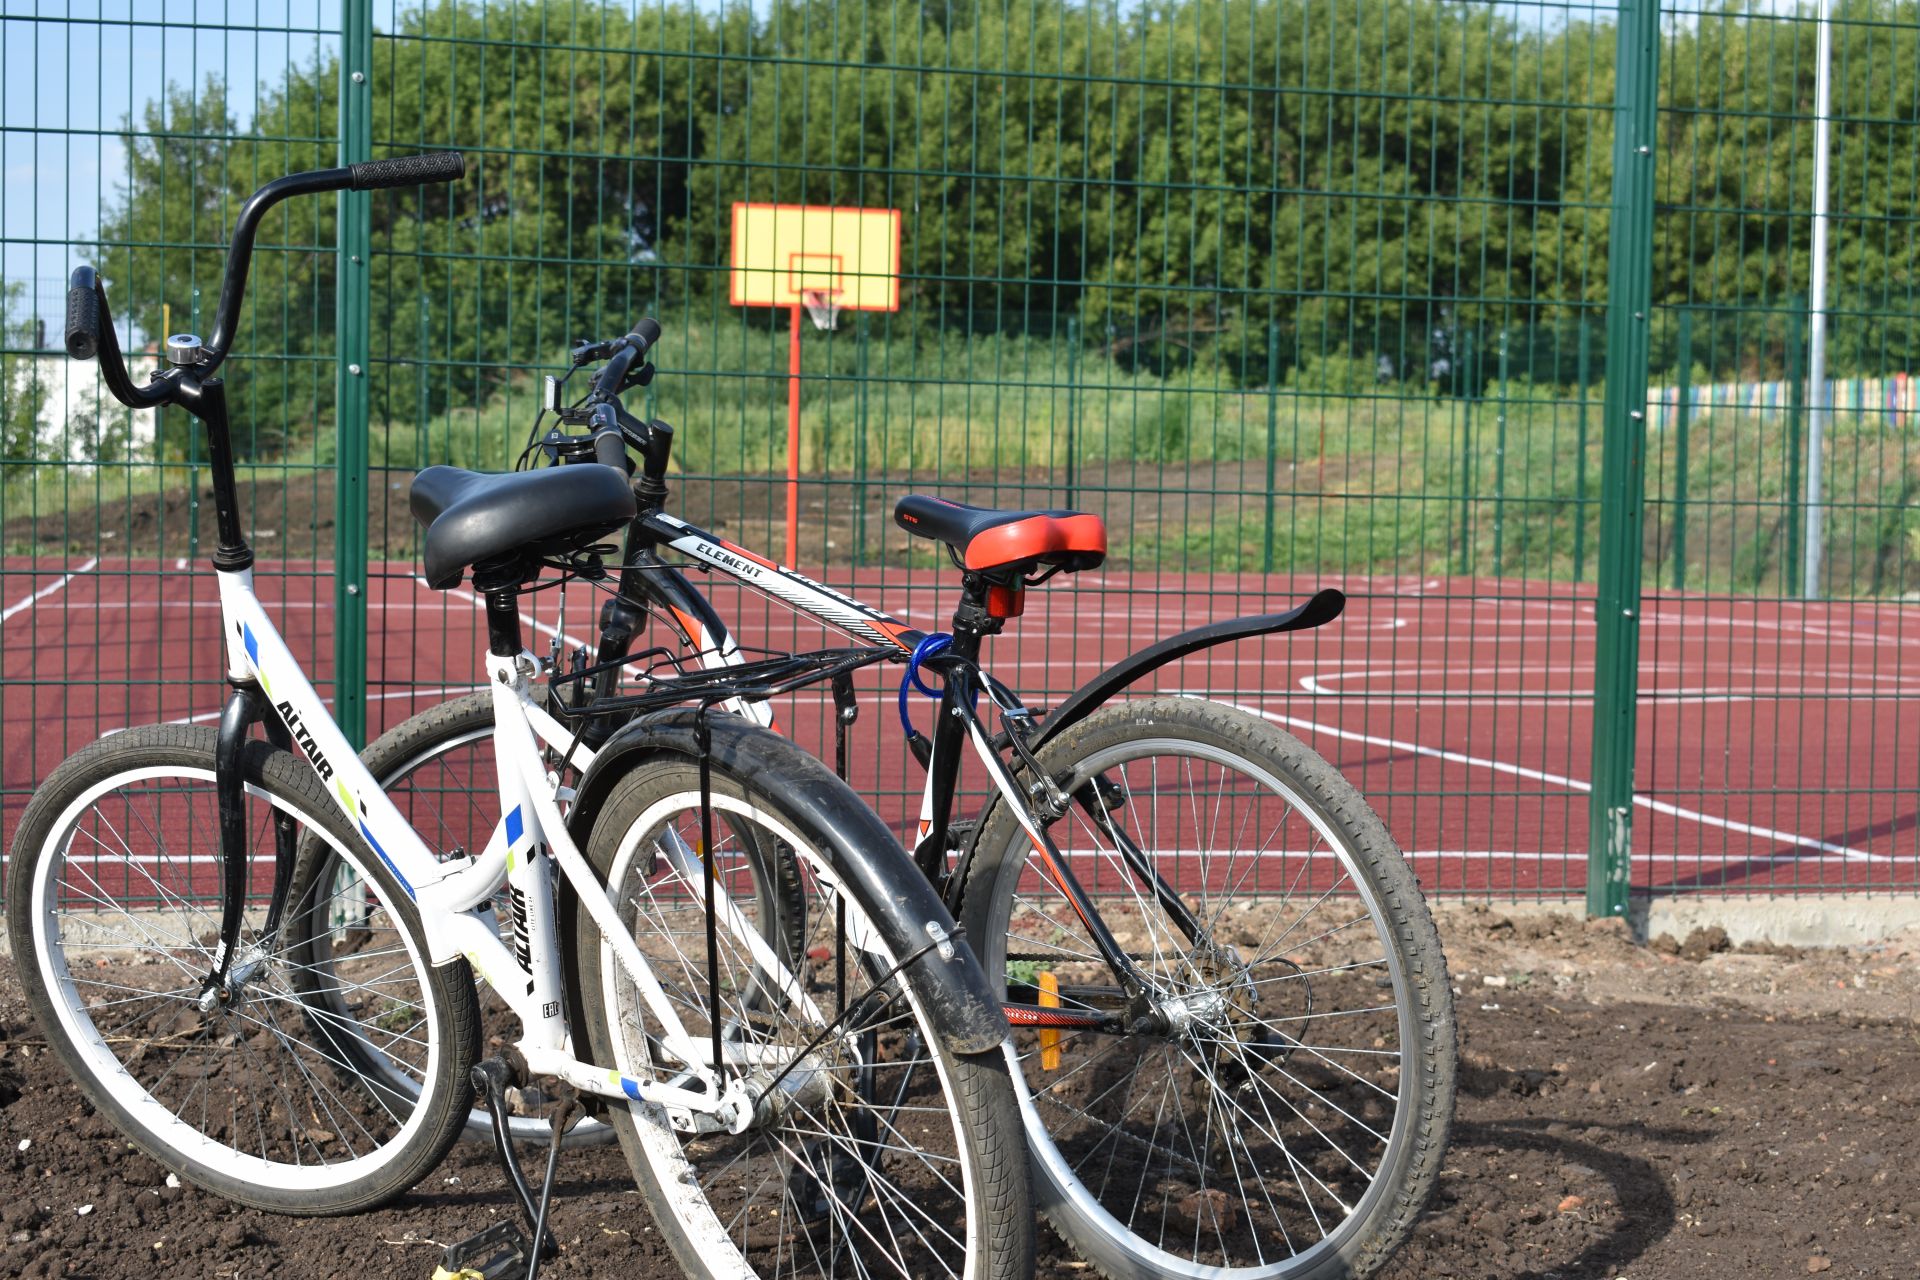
[433,1220,532,1280]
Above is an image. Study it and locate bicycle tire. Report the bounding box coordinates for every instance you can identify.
[959,696,1455,1280]
[5,724,479,1214]
[572,713,1033,1280]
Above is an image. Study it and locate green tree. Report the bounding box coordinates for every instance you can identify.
[2,281,55,464]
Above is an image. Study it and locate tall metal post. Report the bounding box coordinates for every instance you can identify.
[1262,320,1281,574]
[786,303,802,566]
[853,313,869,568]
[1063,316,1080,508]
[1456,329,1476,576]
[1493,327,1509,577]
[1587,0,1661,919]
[1804,0,1835,598]
[1785,299,1805,595]
[1575,315,1591,582]
[334,0,373,749]
[1671,308,1693,590]
[187,287,203,561]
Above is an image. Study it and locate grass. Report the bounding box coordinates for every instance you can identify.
[7,324,1917,596]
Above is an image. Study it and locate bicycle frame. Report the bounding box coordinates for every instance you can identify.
[570,504,1341,1031]
[215,563,820,1124]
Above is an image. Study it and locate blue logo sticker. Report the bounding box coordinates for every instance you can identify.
[357,819,415,899]
[505,805,524,847]
[242,624,259,664]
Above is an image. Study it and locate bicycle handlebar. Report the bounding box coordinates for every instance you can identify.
[348,151,466,191]
[66,152,467,405]
[65,266,101,360]
[588,403,630,470]
[589,317,663,400]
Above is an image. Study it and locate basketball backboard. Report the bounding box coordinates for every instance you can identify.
[729,203,901,311]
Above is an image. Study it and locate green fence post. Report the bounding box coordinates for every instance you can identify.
[187,285,203,562]
[1784,297,1805,596]
[853,313,869,568]
[1456,329,1476,575]
[333,0,373,749]
[1587,0,1661,920]
[1671,309,1692,590]
[1262,320,1281,574]
[416,290,430,469]
[1575,316,1591,582]
[1493,327,1509,577]
[1063,316,1080,508]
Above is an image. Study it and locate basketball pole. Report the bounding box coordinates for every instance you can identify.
[787,302,803,566]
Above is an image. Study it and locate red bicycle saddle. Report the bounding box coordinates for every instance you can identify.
[893,494,1106,575]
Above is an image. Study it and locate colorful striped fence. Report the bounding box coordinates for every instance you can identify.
[1646,373,1917,433]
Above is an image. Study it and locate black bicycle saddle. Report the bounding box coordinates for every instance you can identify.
[411,465,636,590]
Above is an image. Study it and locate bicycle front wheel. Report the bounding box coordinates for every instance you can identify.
[5,725,479,1214]
[296,690,615,1147]
[573,713,1032,1280]
[959,696,1455,1280]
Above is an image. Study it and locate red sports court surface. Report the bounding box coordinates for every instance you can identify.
[4,555,1916,898]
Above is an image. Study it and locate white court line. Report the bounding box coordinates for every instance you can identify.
[19,847,1844,870]
[972,845,1865,868]
[1209,697,1883,863]
[0,557,100,623]
[102,683,486,733]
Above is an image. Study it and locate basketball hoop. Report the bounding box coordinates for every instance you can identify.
[801,288,842,332]
[730,203,899,564]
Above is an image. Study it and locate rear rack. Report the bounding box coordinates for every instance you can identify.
[546,642,894,724]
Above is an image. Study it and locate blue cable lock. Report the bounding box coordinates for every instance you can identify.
[897,632,954,738]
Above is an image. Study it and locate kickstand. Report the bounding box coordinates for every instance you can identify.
[440,1057,577,1280]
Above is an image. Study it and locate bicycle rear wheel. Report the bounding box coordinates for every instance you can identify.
[5,725,478,1213]
[573,713,1032,1280]
[959,696,1455,1280]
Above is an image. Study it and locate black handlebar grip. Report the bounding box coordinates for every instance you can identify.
[65,266,100,361]
[594,428,629,470]
[626,317,663,359]
[347,151,467,191]
[588,404,629,470]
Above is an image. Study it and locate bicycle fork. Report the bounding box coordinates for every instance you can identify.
[204,680,299,1004]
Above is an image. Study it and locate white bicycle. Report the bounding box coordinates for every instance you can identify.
[6,156,1031,1280]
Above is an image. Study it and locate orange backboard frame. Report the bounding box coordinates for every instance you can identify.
[729,203,901,311]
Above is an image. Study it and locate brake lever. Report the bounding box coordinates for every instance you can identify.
[570,338,614,366]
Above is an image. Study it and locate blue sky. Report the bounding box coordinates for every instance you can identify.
[2,2,346,332]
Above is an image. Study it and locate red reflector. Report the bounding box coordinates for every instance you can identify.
[986,584,1025,617]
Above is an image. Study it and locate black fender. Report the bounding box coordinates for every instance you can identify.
[561,708,1010,1055]
[943,588,1345,912]
[1029,587,1344,752]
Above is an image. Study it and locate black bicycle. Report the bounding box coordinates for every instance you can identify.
[330,322,1459,1280]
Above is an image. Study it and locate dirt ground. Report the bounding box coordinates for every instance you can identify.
[2,907,1916,1280]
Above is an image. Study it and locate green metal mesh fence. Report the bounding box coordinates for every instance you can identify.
[2,2,344,894]
[1635,0,1920,896]
[4,0,1917,907]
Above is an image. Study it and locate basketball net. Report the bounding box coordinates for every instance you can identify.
[801,288,842,332]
